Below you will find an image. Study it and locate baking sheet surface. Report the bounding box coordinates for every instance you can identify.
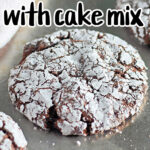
[0,0,150,150]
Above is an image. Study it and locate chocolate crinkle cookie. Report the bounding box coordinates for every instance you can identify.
[0,112,27,150]
[116,0,150,45]
[8,29,148,136]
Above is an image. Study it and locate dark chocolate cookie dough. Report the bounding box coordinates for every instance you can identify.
[117,0,150,45]
[8,29,148,136]
[0,112,27,150]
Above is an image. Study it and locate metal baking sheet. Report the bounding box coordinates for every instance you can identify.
[0,0,150,149]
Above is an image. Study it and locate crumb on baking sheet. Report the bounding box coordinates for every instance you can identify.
[76,140,81,146]
[52,142,56,146]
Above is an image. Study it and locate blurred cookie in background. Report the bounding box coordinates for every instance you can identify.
[0,0,34,49]
[0,112,27,150]
[116,0,150,45]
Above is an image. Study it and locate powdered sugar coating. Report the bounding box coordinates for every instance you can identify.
[8,29,148,136]
[116,0,150,45]
[0,112,27,150]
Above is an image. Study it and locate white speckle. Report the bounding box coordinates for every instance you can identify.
[83,138,87,142]
[130,144,133,147]
[131,119,134,123]
[52,142,55,146]
[76,141,81,146]
[33,126,38,130]
[40,140,42,144]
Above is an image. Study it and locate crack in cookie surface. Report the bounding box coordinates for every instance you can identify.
[8,29,148,136]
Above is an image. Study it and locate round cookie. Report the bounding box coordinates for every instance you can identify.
[8,29,148,136]
[0,112,27,150]
[116,0,150,45]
